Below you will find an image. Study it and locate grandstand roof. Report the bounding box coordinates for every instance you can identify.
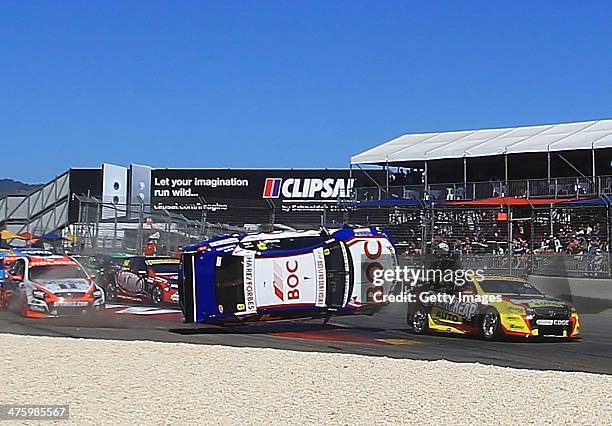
[351,119,612,165]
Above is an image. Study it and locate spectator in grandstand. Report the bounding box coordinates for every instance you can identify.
[493,242,505,255]
[490,176,504,197]
[566,237,583,255]
[401,242,421,257]
[389,172,398,185]
[540,234,561,253]
[587,238,600,255]
[143,239,157,256]
[471,237,491,254]
[406,169,421,185]
[512,236,529,255]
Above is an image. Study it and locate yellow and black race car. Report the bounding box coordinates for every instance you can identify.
[407,275,580,340]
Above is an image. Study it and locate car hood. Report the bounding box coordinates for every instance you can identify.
[504,294,568,309]
[34,278,92,293]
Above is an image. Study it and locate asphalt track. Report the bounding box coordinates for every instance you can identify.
[1,302,611,375]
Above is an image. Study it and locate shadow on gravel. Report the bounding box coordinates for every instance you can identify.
[169,321,386,336]
[0,310,151,330]
[393,327,581,344]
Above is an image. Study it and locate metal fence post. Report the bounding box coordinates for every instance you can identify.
[321,205,327,227]
[112,202,118,249]
[91,200,100,251]
[508,206,513,275]
[526,180,530,198]
[529,208,535,275]
[421,206,427,254]
[269,204,275,228]
[606,205,612,277]
[137,201,144,254]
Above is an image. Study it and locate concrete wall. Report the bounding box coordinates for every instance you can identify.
[529,274,612,314]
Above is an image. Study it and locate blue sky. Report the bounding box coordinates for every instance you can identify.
[1,1,611,183]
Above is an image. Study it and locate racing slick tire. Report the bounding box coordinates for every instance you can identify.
[151,285,164,305]
[481,308,502,340]
[8,292,29,317]
[411,307,429,335]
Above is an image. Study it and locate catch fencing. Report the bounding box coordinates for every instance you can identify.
[63,196,243,255]
[344,203,611,278]
[43,196,612,279]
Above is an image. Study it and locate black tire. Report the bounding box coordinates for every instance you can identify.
[0,288,7,309]
[481,308,502,340]
[12,292,29,317]
[411,307,429,335]
[7,290,24,314]
[151,285,163,305]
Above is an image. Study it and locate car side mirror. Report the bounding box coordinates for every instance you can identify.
[12,274,24,282]
[89,273,97,280]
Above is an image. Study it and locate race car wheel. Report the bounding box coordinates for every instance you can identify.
[0,289,6,309]
[482,308,501,340]
[18,294,29,317]
[151,286,163,305]
[412,308,429,335]
[7,291,24,314]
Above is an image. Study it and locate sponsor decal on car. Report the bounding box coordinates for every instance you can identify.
[284,259,300,301]
[313,247,326,307]
[29,259,78,267]
[238,255,257,315]
[145,258,180,265]
[209,237,240,247]
[536,319,570,326]
[54,301,89,307]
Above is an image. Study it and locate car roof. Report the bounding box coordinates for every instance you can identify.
[133,255,176,260]
[477,275,528,282]
[144,257,179,263]
[27,254,75,261]
[18,255,77,266]
[112,254,135,259]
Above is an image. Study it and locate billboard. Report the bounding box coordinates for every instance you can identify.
[101,164,128,219]
[150,169,385,222]
[129,164,152,219]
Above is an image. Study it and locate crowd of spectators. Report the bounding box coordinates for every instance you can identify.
[389,168,423,186]
[398,222,609,259]
[535,223,608,255]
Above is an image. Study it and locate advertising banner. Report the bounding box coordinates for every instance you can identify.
[150,169,385,223]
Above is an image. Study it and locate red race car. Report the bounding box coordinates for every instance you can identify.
[109,256,179,305]
[1,254,105,318]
